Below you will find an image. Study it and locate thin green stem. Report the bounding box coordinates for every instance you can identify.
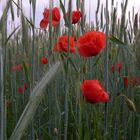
[104,0,109,137]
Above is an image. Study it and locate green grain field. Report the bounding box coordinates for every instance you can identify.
[0,0,140,140]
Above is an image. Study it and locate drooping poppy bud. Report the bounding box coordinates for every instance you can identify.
[126,98,136,112]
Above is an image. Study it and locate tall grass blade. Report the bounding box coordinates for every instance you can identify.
[0,46,4,140]
[5,26,20,45]
[95,0,100,30]
[9,62,61,140]
[104,0,109,136]
[60,0,69,26]
[134,13,138,36]
[0,0,11,32]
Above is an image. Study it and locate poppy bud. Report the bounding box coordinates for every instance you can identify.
[126,98,136,112]
[53,128,59,136]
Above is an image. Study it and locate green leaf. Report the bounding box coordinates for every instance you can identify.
[59,0,69,27]
[10,3,15,21]
[21,14,30,56]
[5,26,20,45]
[22,60,30,84]
[61,53,79,73]
[93,54,102,66]
[109,34,127,46]
[134,13,138,36]
[9,62,61,140]
[68,57,79,73]
[109,34,134,57]
[0,0,11,32]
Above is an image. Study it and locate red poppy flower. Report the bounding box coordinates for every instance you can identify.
[43,8,49,19]
[23,83,28,91]
[66,10,82,24]
[52,7,61,22]
[77,31,106,57]
[41,57,48,64]
[11,63,30,72]
[40,18,49,28]
[123,76,129,88]
[53,35,75,53]
[11,64,23,72]
[131,77,138,87]
[40,7,60,28]
[18,87,23,94]
[52,20,59,27]
[80,80,109,104]
[72,10,82,24]
[110,65,115,72]
[116,63,122,73]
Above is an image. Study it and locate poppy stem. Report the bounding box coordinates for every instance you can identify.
[64,78,69,140]
[64,0,72,140]
[30,0,36,137]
